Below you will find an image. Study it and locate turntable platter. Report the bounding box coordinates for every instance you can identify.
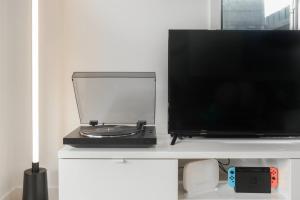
[80,125,137,138]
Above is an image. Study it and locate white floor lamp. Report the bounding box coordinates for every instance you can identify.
[22,0,48,199]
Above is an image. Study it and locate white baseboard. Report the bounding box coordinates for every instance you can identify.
[0,186,58,200]
[0,188,16,200]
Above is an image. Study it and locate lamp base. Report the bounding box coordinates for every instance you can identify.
[22,165,48,200]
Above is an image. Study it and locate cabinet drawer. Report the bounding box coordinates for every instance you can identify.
[59,159,178,200]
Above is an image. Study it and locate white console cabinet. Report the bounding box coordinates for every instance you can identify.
[58,136,300,200]
[59,158,178,200]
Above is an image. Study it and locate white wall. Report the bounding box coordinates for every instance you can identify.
[43,0,217,190]
[39,0,64,189]
[1,0,65,194]
[0,0,31,198]
[1,0,220,199]
[8,0,32,189]
[62,0,212,135]
[3,0,300,198]
[209,0,222,29]
[0,0,14,197]
[36,0,214,192]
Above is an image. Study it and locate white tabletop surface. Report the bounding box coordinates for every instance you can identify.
[59,134,300,159]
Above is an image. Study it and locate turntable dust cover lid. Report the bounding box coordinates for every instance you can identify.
[72,72,156,125]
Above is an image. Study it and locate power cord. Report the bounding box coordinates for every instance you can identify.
[217,159,231,174]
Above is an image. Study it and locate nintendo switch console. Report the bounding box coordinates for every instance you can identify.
[227,167,278,193]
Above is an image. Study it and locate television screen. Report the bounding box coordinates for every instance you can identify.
[168,30,300,137]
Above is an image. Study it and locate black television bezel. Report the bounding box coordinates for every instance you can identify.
[167,29,300,138]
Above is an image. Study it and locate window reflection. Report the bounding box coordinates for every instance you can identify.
[222,0,294,30]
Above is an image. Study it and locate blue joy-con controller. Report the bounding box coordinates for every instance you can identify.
[227,167,236,188]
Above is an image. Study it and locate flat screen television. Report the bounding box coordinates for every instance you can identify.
[168,30,300,137]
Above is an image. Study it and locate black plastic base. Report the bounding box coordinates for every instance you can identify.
[64,126,157,148]
[170,134,178,145]
[170,134,185,145]
[23,167,48,200]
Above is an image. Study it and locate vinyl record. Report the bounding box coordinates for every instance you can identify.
[79,125,137,138]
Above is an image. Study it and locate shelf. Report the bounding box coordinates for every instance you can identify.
[60,136,300,159]
[179,182,286,200]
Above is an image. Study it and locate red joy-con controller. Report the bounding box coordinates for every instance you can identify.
[270,167,278,188]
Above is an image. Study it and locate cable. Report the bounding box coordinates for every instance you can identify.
[218,162,228,174]
[218,159,230,166]
[217,159,231,174]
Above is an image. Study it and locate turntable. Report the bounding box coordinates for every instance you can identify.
[63,72,157,148]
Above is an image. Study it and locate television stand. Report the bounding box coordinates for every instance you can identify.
[59,136,300,200]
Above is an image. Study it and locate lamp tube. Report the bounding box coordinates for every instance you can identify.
[32,0,39,164]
